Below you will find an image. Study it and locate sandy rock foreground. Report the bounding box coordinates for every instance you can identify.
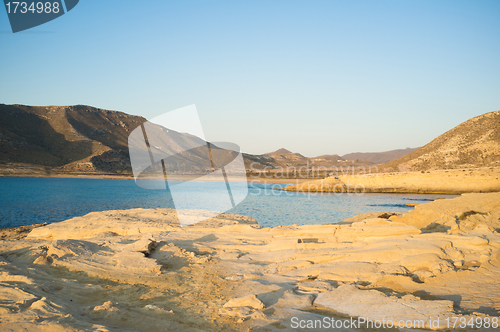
[1,193,500,331]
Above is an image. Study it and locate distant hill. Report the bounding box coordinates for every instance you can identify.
[312,154,344,162]
[342,148,418,164]
[381,110,500,172]
[265,148,292,155]
[265,152,309,166]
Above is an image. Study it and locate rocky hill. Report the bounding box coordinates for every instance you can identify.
[0,104,244,175]
[265,148,292,155]
[381,110,500,172]
[256,150,372,170]
[342,148,418,164]
[0,104,146,173]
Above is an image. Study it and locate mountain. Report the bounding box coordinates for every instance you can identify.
[262,149,310,167]
[7,104,494,177]
[266,152,309,166]
[381,110,500,172]
[265,148,292,155]
[255,151,372,169]
[0,104,145,173]
[0,104,243,175]
[341,148,418,164]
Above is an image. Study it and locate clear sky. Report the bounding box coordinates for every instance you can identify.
[1,0,499,156]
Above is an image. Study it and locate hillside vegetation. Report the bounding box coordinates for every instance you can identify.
[381,110,500,172]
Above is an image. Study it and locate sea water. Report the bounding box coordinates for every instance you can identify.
[0,177,454,228]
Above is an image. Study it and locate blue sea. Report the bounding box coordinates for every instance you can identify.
[0,177,454,228]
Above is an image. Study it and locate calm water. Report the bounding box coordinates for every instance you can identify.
[0,177,453,228]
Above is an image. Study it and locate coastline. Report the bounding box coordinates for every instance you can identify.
[4,167,500,193]
[284,167,500,195]
[0,171,318,184]
[0,192,499,331]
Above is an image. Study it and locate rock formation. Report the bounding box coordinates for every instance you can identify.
[0,192,499,330]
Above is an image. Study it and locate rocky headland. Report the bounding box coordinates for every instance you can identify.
[284,167,500,195]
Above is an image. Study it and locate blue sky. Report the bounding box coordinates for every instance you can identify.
[1,0,499,156]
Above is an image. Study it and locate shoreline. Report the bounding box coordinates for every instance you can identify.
[284,167,500,195]
[4,167,500,195]
[0,172,319,184]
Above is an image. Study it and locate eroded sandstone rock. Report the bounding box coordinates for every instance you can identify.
[0,193,499,331]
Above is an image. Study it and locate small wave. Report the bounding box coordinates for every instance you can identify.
[248,183,288,190]
[402,198,429,201]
